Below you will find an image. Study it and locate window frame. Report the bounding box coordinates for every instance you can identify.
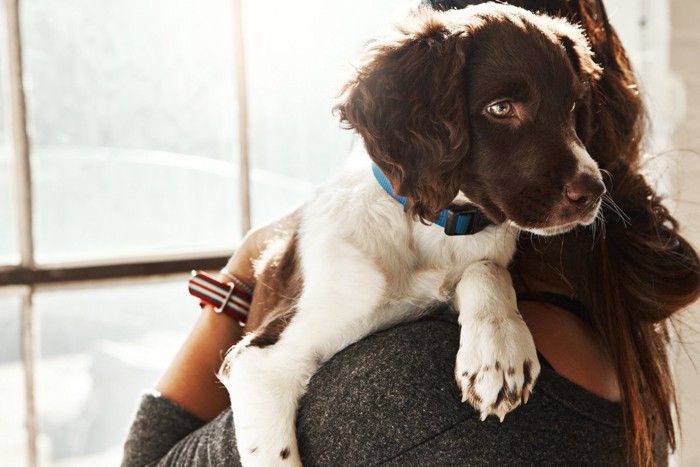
[2,0,250,465]
[1,0,670,465]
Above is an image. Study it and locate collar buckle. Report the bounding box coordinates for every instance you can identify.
[444,204,490,236]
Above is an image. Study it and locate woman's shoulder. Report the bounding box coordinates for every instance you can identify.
[518,299,622,402]
[297,314,625,466]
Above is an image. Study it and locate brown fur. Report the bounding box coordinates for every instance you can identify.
[239,3,700,465]
[246,232,302,348]
[243,5,604,352]
[335,7,603,229]
[418,1,700,465]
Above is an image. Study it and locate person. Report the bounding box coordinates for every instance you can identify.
[122,1,700,466]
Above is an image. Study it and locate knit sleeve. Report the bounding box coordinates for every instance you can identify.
[121,391,240,467]
[122,312,631,466]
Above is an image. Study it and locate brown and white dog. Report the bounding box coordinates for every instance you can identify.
[220,4,605,465]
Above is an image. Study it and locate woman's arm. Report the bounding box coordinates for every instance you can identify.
[154,305,243,422]
[123,213,300,466]
[154,211,295,421]
[122,291,246,466]
[154,230,261,421]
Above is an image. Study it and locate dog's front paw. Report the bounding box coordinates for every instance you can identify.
[221,344,304,467]
[236,432,302,467]
[232,381,303,467]
[455,314,540,422]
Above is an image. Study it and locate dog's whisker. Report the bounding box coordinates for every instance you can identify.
[594,216,601,240]
[601,194,630,227]
[600,168,614,189]
[590,209,608,247]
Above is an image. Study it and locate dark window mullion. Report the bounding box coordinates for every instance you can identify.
[2,1,253,464]
[0,252,232,287]
[233,0,251,235]
[5,0,39,462]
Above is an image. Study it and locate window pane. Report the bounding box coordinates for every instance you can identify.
[0,295,28,467]
[0,0,20,265]
[245,0,414,226]
[21,0,241,263]
[34,279,198,466]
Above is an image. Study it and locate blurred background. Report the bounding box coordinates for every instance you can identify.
[0,0,698,465]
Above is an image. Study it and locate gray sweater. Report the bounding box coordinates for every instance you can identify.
[122,311,666,466]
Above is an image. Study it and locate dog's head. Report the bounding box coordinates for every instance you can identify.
[335,4,605,235]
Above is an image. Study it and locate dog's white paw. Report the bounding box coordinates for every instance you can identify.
[236,429,302,467]
[221,343,305,467]
[455,313,540,422]
[232,381,303,467]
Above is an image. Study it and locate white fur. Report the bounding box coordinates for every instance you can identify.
[221,156,542,466]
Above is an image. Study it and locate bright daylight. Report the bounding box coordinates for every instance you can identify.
[1,0,699,466]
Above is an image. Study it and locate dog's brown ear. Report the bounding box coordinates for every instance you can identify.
[335,10,470,222]
[554,28,603,146]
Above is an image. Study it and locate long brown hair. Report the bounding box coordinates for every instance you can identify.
[426,0,700,465]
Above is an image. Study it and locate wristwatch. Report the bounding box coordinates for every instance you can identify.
[188,270,252,323]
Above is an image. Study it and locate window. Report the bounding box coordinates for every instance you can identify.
[24,0,241,262]
[0,295,26,465]
[0,1,411,465]
[2,1,675,465]
[0,0,19,264]
[32,281,198,465]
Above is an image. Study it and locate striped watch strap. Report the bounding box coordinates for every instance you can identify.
[188,270,252,323]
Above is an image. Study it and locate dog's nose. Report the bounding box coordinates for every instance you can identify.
[565,176,606,206]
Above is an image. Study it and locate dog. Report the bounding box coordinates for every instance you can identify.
[220,4,605,465]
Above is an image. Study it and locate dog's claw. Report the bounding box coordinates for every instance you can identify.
[457,358,539,420]
[455,317,541,423]
[478,408,508,423]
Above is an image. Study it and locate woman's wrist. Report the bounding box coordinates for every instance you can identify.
[155,294,244,422]
[155,212,302,422]
[222,253,256,292]
[198,302,244,336]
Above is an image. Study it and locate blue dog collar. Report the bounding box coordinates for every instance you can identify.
[371,163,492,236]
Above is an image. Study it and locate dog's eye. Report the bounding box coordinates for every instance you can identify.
[485,101,514,118]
